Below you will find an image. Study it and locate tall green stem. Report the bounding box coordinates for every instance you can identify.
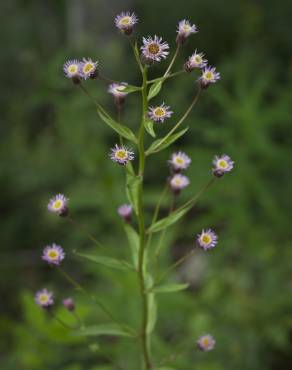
[137,66,152,370]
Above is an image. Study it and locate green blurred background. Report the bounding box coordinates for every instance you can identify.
[1,0,292,369]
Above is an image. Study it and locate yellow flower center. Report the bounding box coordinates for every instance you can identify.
[204,71,213,80]
[175,157,185,165]
[116,150,127,159]
[148,43,160,55]
[218,159,227,168]
[68,65,78,74]
[183,25,191,32]
[39,294,49,304]
[174,179,182,185]
[83,63,94,73]
[202,337,209,347]
[120,17,131,25]
[202,234,211,244]
[53,200,63,210]
[154,107,165,117]
[194,56,202,63]
[48,250,59,260]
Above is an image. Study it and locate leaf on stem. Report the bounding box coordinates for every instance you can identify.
[151,283,189,294]
[76,252,133,271]
[118,85,141,94]
[97,109,137,143]
[144,118,156,138]
[74,323,135,337]
[123,223,139,268]
[126,163,141,215]
[146,274,157,334]
[146,127,189,155]
[147,81,162,101]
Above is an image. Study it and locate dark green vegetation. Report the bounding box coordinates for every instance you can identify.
[1,1,292,369]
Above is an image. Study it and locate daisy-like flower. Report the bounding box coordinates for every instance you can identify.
[42,243,65,266]
[184,50,208,72]
[212,154,234,177]
[141,35,169,64]
[63,297,75,311]
[110,144,134,165]
[197,229,218,250]
[148,103,173,123]
[35,289,54,308]
[79,58,98,80]
[108,82,129,106]
[169,151,191,172]
[63,59,81,83]
[169,174,190,194]
[176,19,197,44]
[47,194,69,216]
[118,204,132,222]
[197,334,216,352]
[115,11,138,35]
[199,66,221,88]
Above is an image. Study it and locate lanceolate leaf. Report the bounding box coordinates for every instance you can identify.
[151,283,189,293]
[97,109,137,143]
[118,85,141,94]
[146,274,157,334]
[124,223,139,268]
[126,164,141,215]
[76,252,133,271]
[146,127,189,155]
[147,81,162,101]
[74,324,134,337]
[144,118,156,138]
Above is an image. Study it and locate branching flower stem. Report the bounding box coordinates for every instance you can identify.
[163,44,181,77]
[147,70,185,85]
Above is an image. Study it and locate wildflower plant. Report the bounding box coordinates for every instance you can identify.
[37,12,234,370]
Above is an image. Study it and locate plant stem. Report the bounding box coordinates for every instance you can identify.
[147,70,185,85]
[163,44,181,78]
[137,66,152,370]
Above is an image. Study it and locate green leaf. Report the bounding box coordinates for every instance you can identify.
[124,223,139,268]
[97,109,137,142]
[146,274,157,334]
[147,81,162,101]
[76,252,133,271]
[118,85,141,94]
[151,283,189,293]
[144,118,156,138]
[155,367,176,370]
[146,127,189,155]
[126,163,141,215]
[74,324,134,337]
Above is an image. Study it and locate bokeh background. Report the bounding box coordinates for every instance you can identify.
[1,0,292,369]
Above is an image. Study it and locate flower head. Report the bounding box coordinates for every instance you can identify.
[35,289,54,308]
[176,19,197,44]
[199,66,220,88]
[197,229,218,250]
[79,58,98,79]
[63,297,75,311]
[141,35,169,64]
[115,12,138,35]
[197,334,216,352]
[184,50,207,72]
[108,82,128,106]
[118,204,132,222]
[63,59,81,83]
[47,194,69,216]
[148,103,173,123]
[169,151,191,172]
[170,174,190,194]
[212,154,234,177]
[110,144,134,165]
[42,243,65,266]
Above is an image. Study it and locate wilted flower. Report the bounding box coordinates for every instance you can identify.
[141,35,169,64]
[35,289,54,308]
[117,204,132,222]
[79,58,98,79]
[197,229,218,250]
[169,174,190,194]
[63,297,75,311]
[42,243,65,266]
[199,66,220,88]
[212,154,234,177]
[184,50,207,72]
[115,11,138,35]
[63,59,81,83]
[176,19,197,44]
[148,103,173,123]
[108,82,128,106]
[110,144,134,165]
[169,151,191,172]
[47,194,69,216]
[197,334,216,351]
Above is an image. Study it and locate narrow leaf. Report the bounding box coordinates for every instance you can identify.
[126,164,141,215]
[124,223,139,268]
[118,85,141,94]
[146,127,189,155]
[148,81,162,101]
[151,283,189,293]
[146,274,157,334]
[97,109,137,143]
[144,118,156,138]
[76,252,133,271]
[74,324,134,337]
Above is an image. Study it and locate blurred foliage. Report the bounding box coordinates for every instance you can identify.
[1,0,292,369]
